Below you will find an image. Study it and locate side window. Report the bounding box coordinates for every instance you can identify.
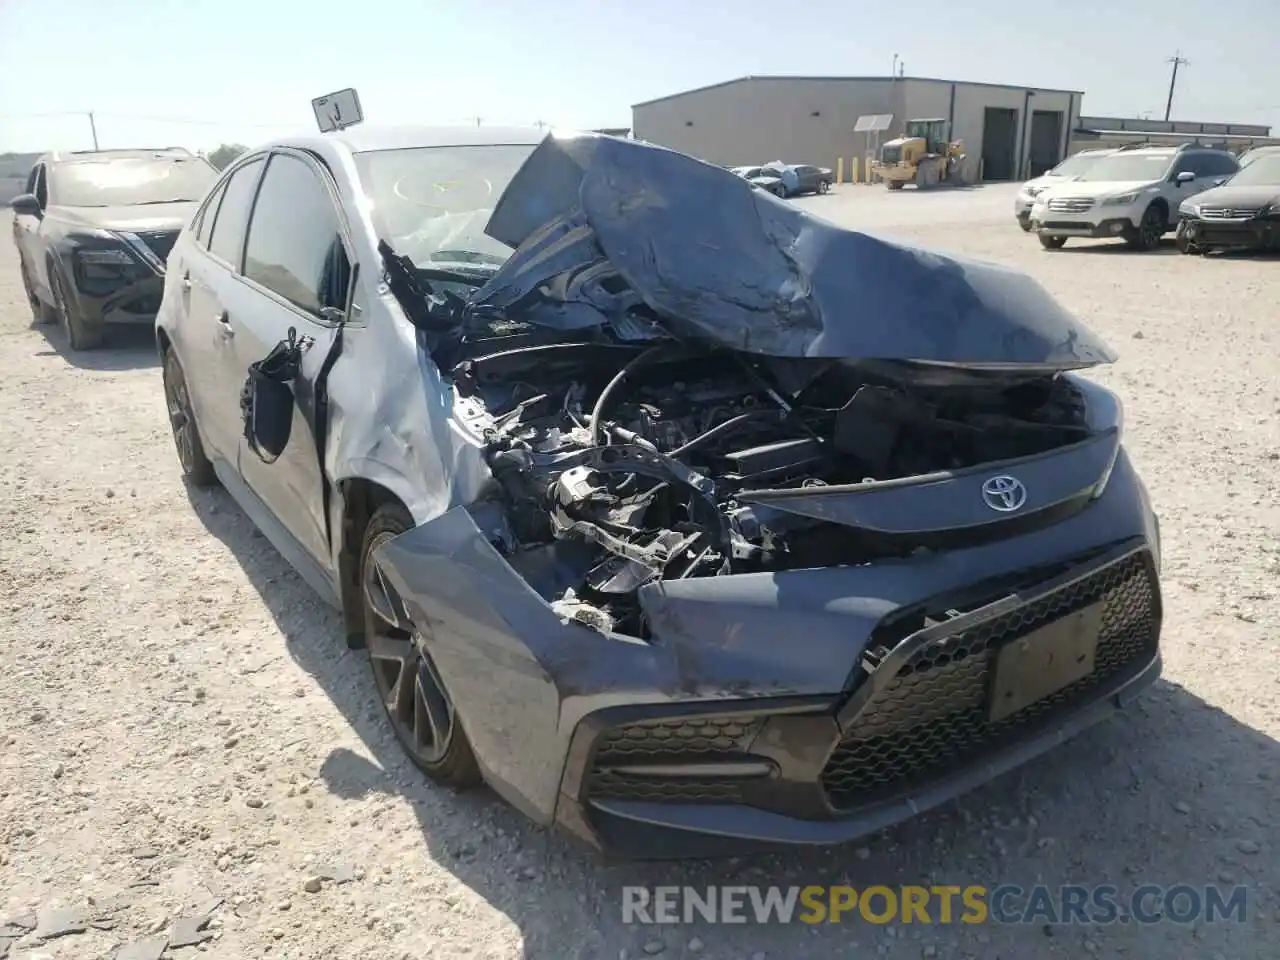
[208,157,265,269]
[1174,153,1216,178]
[242,153,351,318]
[24,165,38,193]
[193,179,228,248]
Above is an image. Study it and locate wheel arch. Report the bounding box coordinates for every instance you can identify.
[336,475,414,649]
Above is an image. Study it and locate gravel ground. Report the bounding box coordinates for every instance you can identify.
[1,185,1277,960]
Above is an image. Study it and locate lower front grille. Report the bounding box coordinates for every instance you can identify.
[586,715,763,804]
[822,551,1159,810]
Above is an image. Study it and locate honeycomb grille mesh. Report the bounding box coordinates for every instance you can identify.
[586,716,763,803]
[822,553,1158,809]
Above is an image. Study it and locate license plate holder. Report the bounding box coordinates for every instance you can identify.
[988,602,1104,722]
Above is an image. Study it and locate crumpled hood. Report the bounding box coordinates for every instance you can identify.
[473,133,1115,366]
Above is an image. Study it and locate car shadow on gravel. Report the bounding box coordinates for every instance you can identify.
[31,320,159,371]
[1053,241,1181,256]
[187,484,1278,959]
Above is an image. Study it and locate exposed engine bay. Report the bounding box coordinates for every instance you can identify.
[454,341,1092,637]
[373,132,1118,640]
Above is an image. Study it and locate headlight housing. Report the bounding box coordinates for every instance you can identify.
[1178,201,1200,217]
[1025,185,1045,197]
[1102,193,1140,206]
[70,233,148,295]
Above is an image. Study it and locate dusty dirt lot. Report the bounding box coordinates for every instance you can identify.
[1,185,1277,960]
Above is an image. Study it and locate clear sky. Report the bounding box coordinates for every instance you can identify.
[2,0,1277,154]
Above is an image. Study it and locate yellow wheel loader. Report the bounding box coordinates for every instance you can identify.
[872,119,967,190]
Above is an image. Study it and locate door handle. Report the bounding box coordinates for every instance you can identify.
[180,274,192,290]
[216,311,234,337]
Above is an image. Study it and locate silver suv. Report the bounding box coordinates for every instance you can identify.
[1028,144,1239,251]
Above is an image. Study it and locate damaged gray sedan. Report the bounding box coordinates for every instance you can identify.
[157,126,1164,858]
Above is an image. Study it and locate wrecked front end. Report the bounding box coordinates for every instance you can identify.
[371,133,1163,856]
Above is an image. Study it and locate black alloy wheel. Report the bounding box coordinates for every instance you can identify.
[162,350,218,487]
[1128,205,1166,252]
[361,503,480,787]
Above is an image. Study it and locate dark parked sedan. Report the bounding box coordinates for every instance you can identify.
[12,148,218,349]
[1177,152,1280,253]
[158,126,1163,858]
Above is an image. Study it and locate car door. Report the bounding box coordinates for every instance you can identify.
[795,165,818,192]
[178,155,267,466]
[232,149,354,572]
[13,164,48,297]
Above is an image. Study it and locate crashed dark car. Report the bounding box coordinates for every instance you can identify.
[1176,152,1280,254]
[12,147,219,350]
[157,126,1163,858]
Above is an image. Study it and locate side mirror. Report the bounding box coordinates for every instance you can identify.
[10,193,42,216]
[1175,171,1196,185]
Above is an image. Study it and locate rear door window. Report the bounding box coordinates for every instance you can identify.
[242,152,351,318]
[207,157,265,270]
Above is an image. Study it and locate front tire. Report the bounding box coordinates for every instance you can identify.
[1039,235,1068,250]
[162,349,218,487]
[51,265,105,350]
[1126,204,1166,251]
[1018,219,1034,233]
[1175,221,1201,255]
[818,179,831,194]
[362,503,481,788]
[887,181,905,191]
[20,258,56,324]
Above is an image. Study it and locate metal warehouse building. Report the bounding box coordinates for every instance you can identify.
[632,75,1083,182]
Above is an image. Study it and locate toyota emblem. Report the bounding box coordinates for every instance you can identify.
[981,475,1027,513]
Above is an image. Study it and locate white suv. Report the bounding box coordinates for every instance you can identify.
[1013,148,1116,231]
[1028,145,1239,251]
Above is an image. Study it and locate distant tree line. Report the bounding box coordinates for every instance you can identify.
[208,144,248,170]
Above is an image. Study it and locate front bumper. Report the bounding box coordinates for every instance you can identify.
[564,543,1161,857]
[69,274,166,325]
[1179,214,1280,250]
[1030,212,1136,239]
[372,450,1163,858]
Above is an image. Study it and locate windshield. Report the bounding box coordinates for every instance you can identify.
[49,157,218,207]
[1049,153,1107,178]
[352,143,538,272]
[1240,148,1280,169]
[1075,153,1174,183]
[1229,154,1280,185]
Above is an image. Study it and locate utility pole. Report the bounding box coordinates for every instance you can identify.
[1164,52,1189,122]
[88,110,100,149]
